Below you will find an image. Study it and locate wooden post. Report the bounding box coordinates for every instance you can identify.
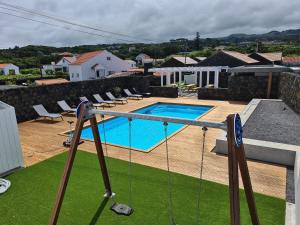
[227,114,240,225]
[267,72,273,99]
[49,103,112,225]
[236,144,260,225]
[227,114,260,225]
[90,117,112,196]
[49,105,87,225]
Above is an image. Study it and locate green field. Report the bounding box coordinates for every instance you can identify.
[0,151,285,225]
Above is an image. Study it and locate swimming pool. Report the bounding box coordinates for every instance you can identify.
[80,103,213,152]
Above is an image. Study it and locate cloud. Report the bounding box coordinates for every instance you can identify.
[0,0,299,48]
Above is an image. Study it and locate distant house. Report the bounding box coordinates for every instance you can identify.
[125,60,137,68]
[58,52,73,57]
[135,53,151,64]
[0,64,20,75]
[199,50,258,67]
[56,56,77,72]
[161,56,198,67]
[249,52,282,65]
[69,50,130,81]
[282,56,300,66]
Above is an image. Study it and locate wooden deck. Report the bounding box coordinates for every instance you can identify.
[18,97,286,199]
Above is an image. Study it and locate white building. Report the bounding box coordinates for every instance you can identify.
[0,64,20,75]
[135,53,151,64]
[42,56,76,75]
[125,60,137,68]
[56,56,76,72]
[69,50,130,81]
[149,66,228,88]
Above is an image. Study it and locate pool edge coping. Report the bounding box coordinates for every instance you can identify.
[58,102,216,153]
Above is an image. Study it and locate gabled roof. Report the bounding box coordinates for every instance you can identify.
[71,51,103,65]
[222,50,258,64]
[125,60,136,64]
[0,64,10,69]
[255,52,282,62]
[173,56,198,65]
[136,53,151,58]
[63,56,77,63]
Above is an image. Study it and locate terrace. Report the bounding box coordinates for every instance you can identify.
[18,97,286,199]
[0,72,297,224]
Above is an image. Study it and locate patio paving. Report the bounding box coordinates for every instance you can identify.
[18,97,287,199]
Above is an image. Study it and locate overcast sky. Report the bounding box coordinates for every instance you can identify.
[0,0,299,48]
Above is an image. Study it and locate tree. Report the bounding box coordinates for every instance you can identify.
[194,32,201,50]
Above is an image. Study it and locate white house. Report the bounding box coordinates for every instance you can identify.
[56,56,76,72]
[0,64,20,75]
[69,50,130,81]
[42,56,76,75]
[125,60,137,68]
[135,53,151,64]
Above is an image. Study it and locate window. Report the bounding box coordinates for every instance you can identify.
[71,73,74,78]
[77,73,79,78]
[107,57,111,61]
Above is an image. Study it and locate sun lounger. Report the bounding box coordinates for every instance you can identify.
[33,104,63,121]
[93,94,116,107]
[133,88,151,97]
[79,96,104,109]
[124,89,143,100]
[106,92,128,104]
[57,100,76,114]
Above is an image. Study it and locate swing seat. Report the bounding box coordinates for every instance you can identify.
[110,203,133,216]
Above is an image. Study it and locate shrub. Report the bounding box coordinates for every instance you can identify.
[113,86,122,97]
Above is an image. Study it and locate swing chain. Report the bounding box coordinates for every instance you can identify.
[163,122,177,225]
[128,117,133,208]
[195,126,208,225]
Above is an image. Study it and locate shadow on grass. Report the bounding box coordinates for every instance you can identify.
[88,198,109,225]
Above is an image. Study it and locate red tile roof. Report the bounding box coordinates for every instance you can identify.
[71,51,103,65]
[283,56,300,64]
[0,63,10,68]
[35,78,69,85]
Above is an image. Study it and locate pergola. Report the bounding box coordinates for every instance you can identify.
[149,66,228,88]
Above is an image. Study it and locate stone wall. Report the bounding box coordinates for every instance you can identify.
[228,74,280,101]
[198,88,229,100]
[0,75,155,122]
[198,73,280,101]
[149,86,178,98]
[279,72,300,114]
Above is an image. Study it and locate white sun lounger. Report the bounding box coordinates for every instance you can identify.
[124,89,143,100]
[57,100,76,114]
[133,88,151,97]
[33,104,63,121]
[93,94,116,107]
[106,92,128,104]
[79,96,104,109]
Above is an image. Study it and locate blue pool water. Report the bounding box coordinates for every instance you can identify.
[81,103,212,151]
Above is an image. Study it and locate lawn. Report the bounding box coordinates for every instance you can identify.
[0,151,285,225]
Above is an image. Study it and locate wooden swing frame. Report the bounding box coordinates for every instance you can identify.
[49,103,260,225]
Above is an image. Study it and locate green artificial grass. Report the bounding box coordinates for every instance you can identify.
[0,151,285,225]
